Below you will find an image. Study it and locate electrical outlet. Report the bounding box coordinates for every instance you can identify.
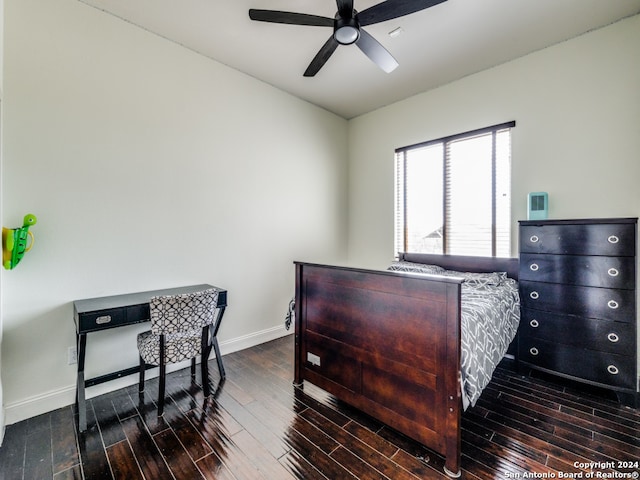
[68,346,77,365]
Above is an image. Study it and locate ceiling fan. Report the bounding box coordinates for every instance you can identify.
[248,0,447,77]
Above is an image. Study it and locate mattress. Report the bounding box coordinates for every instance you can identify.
[458,277,520,408]
[388,261,520,409]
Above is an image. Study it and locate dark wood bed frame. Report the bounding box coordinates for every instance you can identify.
[293,253,519,478]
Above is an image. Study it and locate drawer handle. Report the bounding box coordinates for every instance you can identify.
[529,291,539,300]
[529,235,539,243]
[529,347,539,356]
[607,300,619,310]
[530,319,539,328]
[95,315,112,324]
[607,332,619,343]
[607,365,619,375]
[607,235,619,244]
[529,263,539,272]
[607,268,619,277]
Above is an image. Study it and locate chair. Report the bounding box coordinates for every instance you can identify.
[137,288,218,416]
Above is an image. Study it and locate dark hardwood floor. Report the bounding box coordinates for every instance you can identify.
[1,334,638,479]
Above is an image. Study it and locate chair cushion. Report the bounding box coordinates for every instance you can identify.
[137,330,203,366]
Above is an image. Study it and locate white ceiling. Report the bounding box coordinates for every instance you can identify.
[78,0,640,119]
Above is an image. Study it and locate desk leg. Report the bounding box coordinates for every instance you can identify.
[212,338,225,379]
[77,333,87,433]
[210,307,226,379]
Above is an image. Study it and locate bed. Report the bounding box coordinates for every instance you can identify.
[292,253,520,477]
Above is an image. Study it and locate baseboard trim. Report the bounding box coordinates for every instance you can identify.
[4,324,291,425]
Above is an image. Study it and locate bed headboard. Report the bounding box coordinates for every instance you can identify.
[398,252,519,280]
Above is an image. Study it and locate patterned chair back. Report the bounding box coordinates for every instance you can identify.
[149,288,218,335]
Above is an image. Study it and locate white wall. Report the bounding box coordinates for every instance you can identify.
[1,0,348,423]
[347,14,640,269]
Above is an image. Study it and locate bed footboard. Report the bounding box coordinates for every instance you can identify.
[294,262,463,477]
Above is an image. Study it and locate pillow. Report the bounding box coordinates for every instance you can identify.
[387,261,445,275]
[440,270,507,287]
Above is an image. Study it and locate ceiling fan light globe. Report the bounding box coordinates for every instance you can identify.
[335,25,359,44]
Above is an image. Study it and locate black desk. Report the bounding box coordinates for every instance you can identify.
[73,284,227,432]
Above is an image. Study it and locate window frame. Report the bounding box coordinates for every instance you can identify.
[395,120,515,257]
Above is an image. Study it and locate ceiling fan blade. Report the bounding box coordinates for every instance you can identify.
[355,29,399,73]
[336,0,354,18]
[358,0,447,26]
[249,9,334,27]
[304,36,340,77]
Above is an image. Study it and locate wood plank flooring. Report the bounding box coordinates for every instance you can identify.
[1,334,638,479]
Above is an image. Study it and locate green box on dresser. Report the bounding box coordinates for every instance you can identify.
[518,217,638,407]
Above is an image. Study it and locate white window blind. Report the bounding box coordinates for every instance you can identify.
[395,121,515,257]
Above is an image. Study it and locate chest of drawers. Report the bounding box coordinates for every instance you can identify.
[518,218,638,406]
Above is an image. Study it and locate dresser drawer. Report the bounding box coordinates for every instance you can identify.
[520,223,635,256]
[520,309,636,355]
[519,337,636,389]
[520,253,635,289]
[520,281,635,322]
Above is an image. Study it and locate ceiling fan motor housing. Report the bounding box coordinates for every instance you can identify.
[334,16,360,44]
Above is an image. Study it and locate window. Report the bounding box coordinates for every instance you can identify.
[395,121,515,257]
